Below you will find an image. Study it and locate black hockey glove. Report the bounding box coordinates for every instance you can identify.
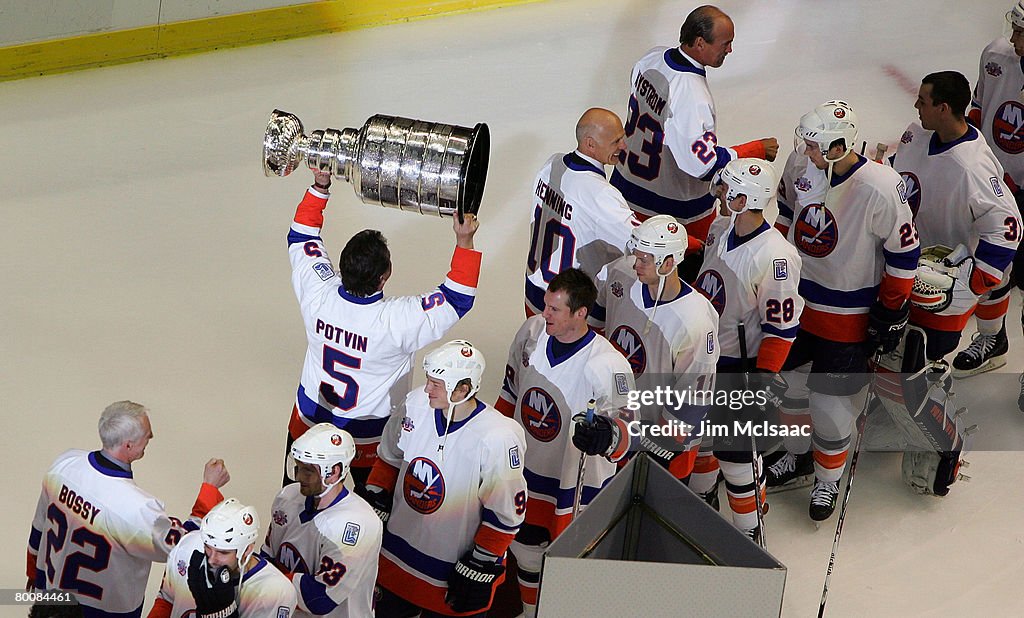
[865,301,909,355]
[571,413,616,456]
[360,485,392,525]
[752,369,788,417]
[445,548,505,613]
[186,550,239,618]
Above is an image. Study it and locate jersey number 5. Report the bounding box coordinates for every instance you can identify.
[624,95,665,180]
[44,504,111,600]
[321,345,361,411]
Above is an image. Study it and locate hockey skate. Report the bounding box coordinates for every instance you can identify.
[952,328,1007,378]
[697,476,721,512]
[742,525,762,545]
[809,478,839,523]
[766,451,814,494]
[1018,373,1024,413]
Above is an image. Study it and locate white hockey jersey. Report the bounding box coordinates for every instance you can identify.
[970,36,1024,190]
[779,155,920,343]
[28,449,218,618]
[495,317,635,539]
[610,46,742,241]
[525,151,640,315]
[776,150,828,235]
[695,217,803,372]
[892,122,1021,330]
[374,390,527,615]
[592,255,719,388]
[261,485,382,618]
[289,187,481,468]
[153,531,296,617]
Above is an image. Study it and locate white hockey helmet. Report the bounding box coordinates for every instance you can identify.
[795,100,858,160]
[423,340,485,404]
[200,498,260,567]
[626,215,687,272]
[290,423,356,484]
[1008,1,1024,29]
[711,158,778,213]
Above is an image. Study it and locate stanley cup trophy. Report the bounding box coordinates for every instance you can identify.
[263,109,490,219]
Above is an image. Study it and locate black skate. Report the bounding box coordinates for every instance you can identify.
[952,328,1007,378]
[809,478,839,522]
[766,451,814,492]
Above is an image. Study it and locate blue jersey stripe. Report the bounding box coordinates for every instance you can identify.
[288,229,321,246]
[299,574,340,614]
[481,507,519,532]
[382,529,455,581]
[799,279,878,309]
[523,468,607,509]
[296,388,389,438]
[975,238,1016,272]
[610,169,716,220]
[439,284,475,318]
[882,246,920,271]
[762,323,799,338]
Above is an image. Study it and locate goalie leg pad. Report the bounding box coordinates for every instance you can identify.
[901,449,962,496]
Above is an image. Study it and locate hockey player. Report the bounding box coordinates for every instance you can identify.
[893,71,1020,364]
[365,341,527,617]
[496,269,634,617]
[285,168,481,489]
[691,159,803,541]
[150,499,297,617]
[588,215,719,484]
[27,400,230,617]
[773,101,920,521]
[262,424,382,617]
[958,1,1024,380]
[524,107,640,316]
[610,5,778,266]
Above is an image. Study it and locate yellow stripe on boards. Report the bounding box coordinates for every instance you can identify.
[0,0,542,82]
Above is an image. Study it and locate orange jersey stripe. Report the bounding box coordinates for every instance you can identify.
[288,405,313,440]
[756,336,794,373]
[293,189,328,228]
[800,307,868,343]
[909,306,974,332]
[367,460,400,493]
[494,397,515,418]
[379,554,503,616]
[474,526,516,557]
[668,448,699,479]
[448,246,482,288]
[975,296,1010,319]
[879,274,914,311]
[351,441,379,469]
[693,453,720,474]
[523,498,572,540]
[727,494,758,514]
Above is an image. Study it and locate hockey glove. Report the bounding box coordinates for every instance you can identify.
[865,301,909,355]
[571,413,617,456]
[677,243,706,284]
[360,486,392,525]
[752,369,788,418]
[445,548,505,613]
[186,550,239,618]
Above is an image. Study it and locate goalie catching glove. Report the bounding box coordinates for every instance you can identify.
[445,547,504,613]
[909,244,979,314]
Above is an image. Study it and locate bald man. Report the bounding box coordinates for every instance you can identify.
[524,107,641,316]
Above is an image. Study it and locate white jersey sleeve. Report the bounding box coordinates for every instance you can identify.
[475,422,528,555]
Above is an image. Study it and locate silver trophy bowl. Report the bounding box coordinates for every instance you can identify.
[263,109,489,218]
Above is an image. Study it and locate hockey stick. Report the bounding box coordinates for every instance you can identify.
[737,321,767,549]
[572,399,597,519]
[817,351,880,618]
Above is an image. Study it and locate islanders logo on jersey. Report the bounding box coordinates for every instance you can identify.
[520,387,561,442]
[993,101,1024,154]
[609,325,647,376]
[693,270,727,316]
[793,204,839,258]
[985,61,1003,77]
[403,457,445,514]
[899,172,922,216]
[276,542,310,574]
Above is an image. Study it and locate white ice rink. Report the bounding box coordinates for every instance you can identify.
[3,0,1023,615]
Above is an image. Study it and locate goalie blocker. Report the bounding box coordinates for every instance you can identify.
[871,325,973,496]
